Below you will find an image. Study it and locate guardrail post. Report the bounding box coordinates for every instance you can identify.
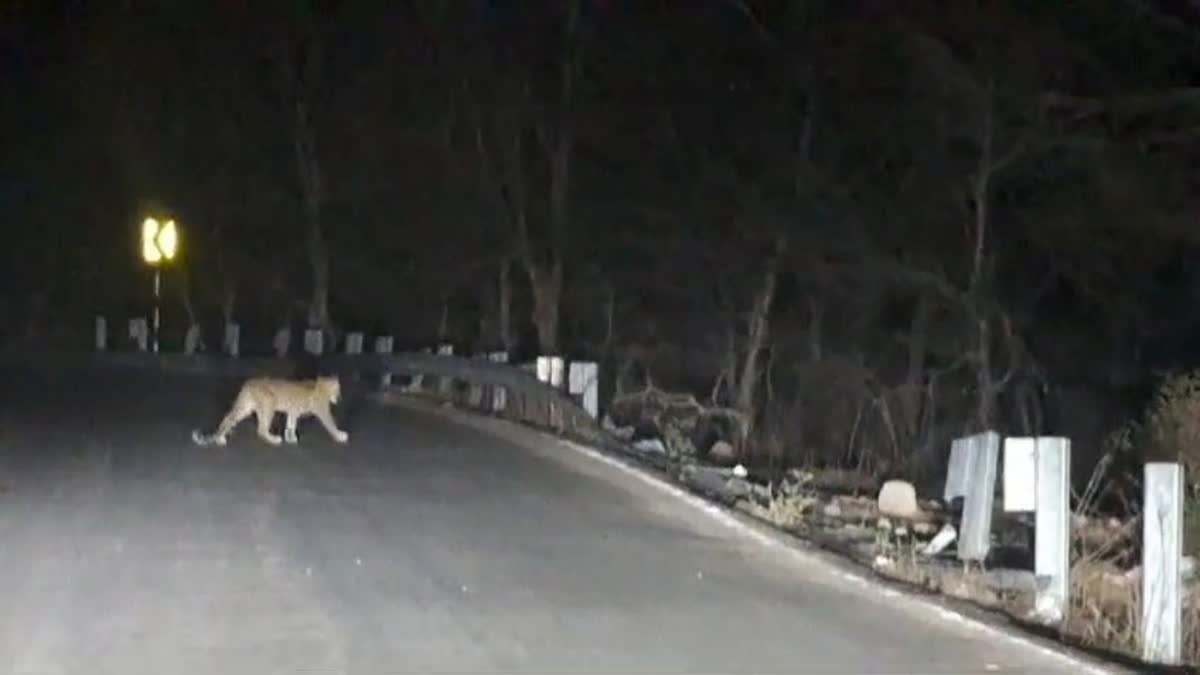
[223,322,240,357]
[539,356,565,388]
[304,328,323,355]
[404,347,432,391]
[273,327,291,358]
[488,351,509,413]
[374,336,394,387]
[184,324,201,356]
[568,361,599,419]
[436,343,454,397]
[1034,437,1070,624]
[1004,436,1071,624]
[467,353,486,408]
[535,356,565,430]
[95,316,107,352]
[954,431,1000,563]
[129,317,148,352]
[1141,461,1185,665]
[345,332,364,355]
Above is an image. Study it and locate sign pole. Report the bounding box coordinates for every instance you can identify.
[140,217,178,356]
[152,267,161,354]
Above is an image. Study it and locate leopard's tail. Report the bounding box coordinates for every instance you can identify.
[191,429,216,446]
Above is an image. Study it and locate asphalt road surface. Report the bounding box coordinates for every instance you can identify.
[0,366,1108,674]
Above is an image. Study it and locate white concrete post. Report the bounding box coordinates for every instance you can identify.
[489,351,509,412]
[1003,437,1037,514]
[95,316,107,351]
[184,324,201,356]
[129,318,148,352]
[551,357,564,388]
[437,343,454,397]
[568,361,600,418]
[223,322,240,357]
[944,436,971,503]
[956,431,1001,562]
[1035,438,1070,623]
[345,332,364,355]
[1003,436,1076,625]
[1141,462,1185,665]
[535,355,565,429]
[374,336,394,387]
[467,354,486,408]
[273,328,291,358]
[405,347,431,392]
[536,356,565,388]
[304,329,323,355]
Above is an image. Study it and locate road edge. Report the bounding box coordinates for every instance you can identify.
[381,393,1137,675]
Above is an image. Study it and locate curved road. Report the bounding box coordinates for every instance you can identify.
[0,367,1107,674]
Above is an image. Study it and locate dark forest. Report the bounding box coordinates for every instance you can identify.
[6,1,1200,492]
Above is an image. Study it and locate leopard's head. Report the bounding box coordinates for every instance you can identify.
[316,375,342,404]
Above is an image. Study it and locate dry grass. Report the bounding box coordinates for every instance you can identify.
[745,470,1200,667]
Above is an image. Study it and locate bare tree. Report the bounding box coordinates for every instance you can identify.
[279,18,333,336]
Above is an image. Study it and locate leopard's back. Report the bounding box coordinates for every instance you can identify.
[243,376,340,415]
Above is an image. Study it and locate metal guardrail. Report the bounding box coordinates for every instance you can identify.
[75,350,670,472]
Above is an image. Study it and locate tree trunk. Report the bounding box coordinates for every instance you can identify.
[498,258,513,351]
[303,193,330,331]
[970,83,997,432]
[521,0,578,358]
[975,316,994,430]
[602,280,615,355]
[901,295,931,435]
[436,295,450,343]
[529,260,563,354]
[290,26,331,336]
[734,236,786,442]
[807,295,824,361]
[221,286,236,329]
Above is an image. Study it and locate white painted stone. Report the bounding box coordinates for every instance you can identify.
[708,440,736,464]
[920,523,958,557]
[877,479,921,519]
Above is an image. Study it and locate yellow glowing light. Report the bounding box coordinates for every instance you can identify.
[142,218,161,263]
[141,217,179,264]
[158,220,178,260]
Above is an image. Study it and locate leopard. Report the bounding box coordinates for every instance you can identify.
[191,375,349,447]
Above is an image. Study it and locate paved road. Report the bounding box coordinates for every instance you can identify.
[0,367,1104,674]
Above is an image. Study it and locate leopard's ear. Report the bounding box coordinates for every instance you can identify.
[320,375,341,402]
